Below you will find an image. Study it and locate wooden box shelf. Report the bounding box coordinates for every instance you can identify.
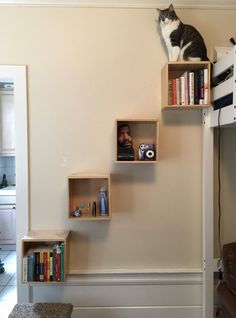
[68,174,111,220]
[116,119,159,163]
[161,61,211,110]
[21,230,70,284]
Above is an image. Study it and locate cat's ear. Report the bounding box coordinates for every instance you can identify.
[156,8,161,12]
[168,4,174,11]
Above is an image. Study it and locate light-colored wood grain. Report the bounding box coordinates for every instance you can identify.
[21,230,70,284]
[116,119,159,163]
[161,61,211,109]
[68,175,111,220]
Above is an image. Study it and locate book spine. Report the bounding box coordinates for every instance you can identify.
[43,252,47,282]
[32,252,37,281]
[53,246,57,281]
[176,78,180,105]
[35,252,40,281]
[184,71,189,105]
[180,76,185,105]
[22,256,28,283]
[39,251,44,282]
[168,79,173,105]
[46,251,50,282]
[194,70,199,104]
[188,72,194,105]
[204,68,209,104]
[198,69,204,104]
[27,254,34,282]
[56,245,61,281]
[60,243,65,282]
[50,252,53,281]
[172,79,177,105]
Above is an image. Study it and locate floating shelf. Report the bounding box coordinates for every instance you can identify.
[116,119,159,163]
[161,61,211,110]
[68,174,111,221]
[21,230,70,284]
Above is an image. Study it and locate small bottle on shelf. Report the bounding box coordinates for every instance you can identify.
[99,187,108,216]
[1,174,8,188]
[92,201,97,217]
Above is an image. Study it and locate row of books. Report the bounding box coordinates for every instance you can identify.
[22,243,65,282]
[168,69,209,106]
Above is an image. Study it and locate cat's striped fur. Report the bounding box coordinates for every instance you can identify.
[157,4,208,61]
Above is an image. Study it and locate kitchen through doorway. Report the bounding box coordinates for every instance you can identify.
[0,82,17,317]
[0,66,29,310]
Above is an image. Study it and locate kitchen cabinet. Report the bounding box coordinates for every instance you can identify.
[0,205,16,244]
[0,91,15,155]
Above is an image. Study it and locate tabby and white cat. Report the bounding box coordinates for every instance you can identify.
[157,4,208,61]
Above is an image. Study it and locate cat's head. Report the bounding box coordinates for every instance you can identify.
[157,4,178,26]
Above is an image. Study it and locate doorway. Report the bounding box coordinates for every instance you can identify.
[0,66,29,314]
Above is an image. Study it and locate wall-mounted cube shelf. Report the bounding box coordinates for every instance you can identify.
[68,174,111,221]
[116,119,159,163]
[161,61,211,110]
[21,230,70,284]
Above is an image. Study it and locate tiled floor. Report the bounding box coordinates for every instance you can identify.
[0,249,17,318]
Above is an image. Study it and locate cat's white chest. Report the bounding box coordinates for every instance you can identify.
[161,20,180,43]
[160,20,180,61]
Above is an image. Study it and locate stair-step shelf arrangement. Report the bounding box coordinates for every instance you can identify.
[68,174,111,221]
[21,230,70,284]
[161,61,211,110]
[116,119,159,163]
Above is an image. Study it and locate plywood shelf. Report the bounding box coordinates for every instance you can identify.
[116,119,159,163]
[68,174,111,220]
[21,230,70,284]
[163,105,211,110]
[161,61,211,110]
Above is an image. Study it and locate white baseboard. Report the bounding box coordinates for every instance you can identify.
[31,271,203,318]
[71,306,202,318]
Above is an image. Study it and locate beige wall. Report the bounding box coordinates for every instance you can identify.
[0,7,235,272]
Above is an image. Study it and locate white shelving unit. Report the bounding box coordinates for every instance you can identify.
[209,46,236,128]
[203,45,236,318]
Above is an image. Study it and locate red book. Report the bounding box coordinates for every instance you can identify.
[56,246,61,281]
[43,252,48,282]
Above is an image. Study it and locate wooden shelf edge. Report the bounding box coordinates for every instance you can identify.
[22,230,70,242]
[115,160,158,163]
[68,173,110,179]
[162,104,211,110]
[116,118,158,122]
[22,280,67,285]
[167,61,210,65]
[69,216,111,221]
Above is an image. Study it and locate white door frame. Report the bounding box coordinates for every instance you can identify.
[202,108,214,318]
[0,65,29,302]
